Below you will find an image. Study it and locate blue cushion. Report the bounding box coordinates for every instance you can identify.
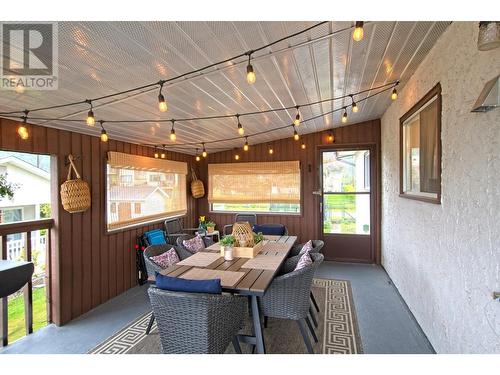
[145,229,167,245]
[252,224,285,236]
[155,273,222,294]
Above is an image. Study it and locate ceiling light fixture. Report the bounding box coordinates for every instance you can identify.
[243,137,249,151]
[99,121,108,142]
[202,143,207,158]
[350,95,359,113]
[158,82,167,112]
[246,53,256,84]
[86,100,95,126]
[342,108,348,123]
[235,153,240,161]
[294,106,301,126]
[353,21,364,42]
[293,127,300,141]
[170,120,177,141]
[269,146,274,155]
[18,116,29,140]
[195,148,201,161]
[301,143,306,150]
[236,114,244,135]
[391,87,398,101]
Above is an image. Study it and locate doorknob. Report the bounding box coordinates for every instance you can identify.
[312,190,322,196]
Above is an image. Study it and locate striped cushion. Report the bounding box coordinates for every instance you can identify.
[298,240,314,255]
[294,250,312,271]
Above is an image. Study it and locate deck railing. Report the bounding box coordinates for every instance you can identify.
[0,218,54,347]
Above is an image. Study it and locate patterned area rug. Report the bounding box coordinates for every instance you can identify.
[89,278,363,354]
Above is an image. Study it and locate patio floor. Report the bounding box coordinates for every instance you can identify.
[0,261,434,354]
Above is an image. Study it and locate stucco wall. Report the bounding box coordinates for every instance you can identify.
[381,22,500,353]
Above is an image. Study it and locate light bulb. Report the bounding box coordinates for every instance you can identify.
[293,130,299,141]
[15,84,25,94]
[100,129,108,142]
[161,153,166,159]
[202,150,207,158]
[269,148,274,155]
[18,125,29,140]
[235,154,240,161]
[352,102,359,113]
[170,129,176,141]
[86,109,95,126]
[301,143,306,150]
[391,88,398,101]
[196,155,201,162]
[237,121,244,135]
[243,142,249,152]
[246,63,256,84]
[154,152,159,159]
[342,110,348,123]
[158,93,167,112]
[294,109,301,126]
[353,21,364,42]
[328,133,334,142]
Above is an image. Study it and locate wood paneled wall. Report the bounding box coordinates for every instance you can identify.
[198,119,381,259]
[0,118,198,325]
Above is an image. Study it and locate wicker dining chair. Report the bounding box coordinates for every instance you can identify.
[285,240,325,324]
[142,244,191,334]
[176,234,214,253]
[148,286,247,354]
[259,253,324,354]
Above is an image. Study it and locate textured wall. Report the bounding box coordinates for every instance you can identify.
[381,22,500,353]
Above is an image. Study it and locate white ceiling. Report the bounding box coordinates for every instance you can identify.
[0,21,451,154]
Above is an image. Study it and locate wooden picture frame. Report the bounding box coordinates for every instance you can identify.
[399,83,442,204]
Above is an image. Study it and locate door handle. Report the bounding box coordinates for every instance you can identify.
[312,190,322,196]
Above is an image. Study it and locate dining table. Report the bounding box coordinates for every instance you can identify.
[150,234,297,354]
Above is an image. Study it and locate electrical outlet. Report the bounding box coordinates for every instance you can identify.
[493,292,500,299]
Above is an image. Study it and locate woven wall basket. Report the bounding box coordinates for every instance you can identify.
[60,154,91,213]
[190,166,205,199]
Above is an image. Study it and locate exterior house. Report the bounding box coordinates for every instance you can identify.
[0,156,50,262]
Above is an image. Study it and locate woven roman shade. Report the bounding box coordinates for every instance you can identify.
[208,161,300,204]
[107,151,187,175]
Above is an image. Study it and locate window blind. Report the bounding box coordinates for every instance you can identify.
[208,161,300,204]
[106,152,187,231]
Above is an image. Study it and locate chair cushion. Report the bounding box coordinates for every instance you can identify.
[150,248,180,269]
[155,273,222,294]
[298,240,314,255]
[252,224,285,236]
[182,235,205,253]
[145,229,167,245]
[294,250,312,271]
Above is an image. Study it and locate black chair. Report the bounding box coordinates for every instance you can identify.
[164,217,205,244]
[252,223,288,236]
[223,213,258,235]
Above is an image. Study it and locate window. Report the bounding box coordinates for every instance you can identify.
[400,83,442,203]
[208,161,301,214]
[106,151,187,230]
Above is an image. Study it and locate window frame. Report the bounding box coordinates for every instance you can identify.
[104,155,188,233]
[399,83,442,204]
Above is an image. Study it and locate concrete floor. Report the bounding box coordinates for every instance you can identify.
[0,261,434,354]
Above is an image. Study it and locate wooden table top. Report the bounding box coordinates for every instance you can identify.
[153,235,297,296]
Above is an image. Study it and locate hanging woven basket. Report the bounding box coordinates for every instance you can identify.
[190,166,205,199]
[60,154,91,213]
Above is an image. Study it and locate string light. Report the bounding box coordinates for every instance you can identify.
[236,114,244,135]
[301,143,306,150]
[293,127,300,141]
[234,153,240,161]
[99,121,108,142]
[350,95,359,113]
[269,146,274,155]
[154,147,159,158]
[353,21,364,42]
[18,116,29,140]
[342,108,348,123]
[202,143,208,158]
[158,82,167,112]
[86,100,95,126]
[294,106,301,126]
[15,84,25,94]
[328,132,335,142]
[243,137,249,151]
[391,87,398,100]
[246,54,256,84]
[161,150,166,159]
[170,120,177,141]
[195,148,201,161]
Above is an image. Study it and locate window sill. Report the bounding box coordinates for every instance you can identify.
[399,193,441,204]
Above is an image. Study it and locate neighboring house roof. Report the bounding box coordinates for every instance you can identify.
[109,185,169,201]
[0,156,50,180]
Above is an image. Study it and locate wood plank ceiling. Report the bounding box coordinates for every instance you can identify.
[0,21,450,154]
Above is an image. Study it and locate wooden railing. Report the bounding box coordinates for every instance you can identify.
[0,218,54,347]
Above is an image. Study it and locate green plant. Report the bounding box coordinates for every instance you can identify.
[253,232,264,244]
[39,203,51,218]
[220,235,235,247]
[0,173,18,199]
[206,221,216,228]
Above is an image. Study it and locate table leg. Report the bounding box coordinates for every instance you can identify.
[250,295,266,354]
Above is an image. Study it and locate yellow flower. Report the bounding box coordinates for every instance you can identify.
[199,216,205,222]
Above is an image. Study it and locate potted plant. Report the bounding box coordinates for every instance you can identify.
[220,235,235,260]
[205,221,216,233]
[253,232,264,245]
